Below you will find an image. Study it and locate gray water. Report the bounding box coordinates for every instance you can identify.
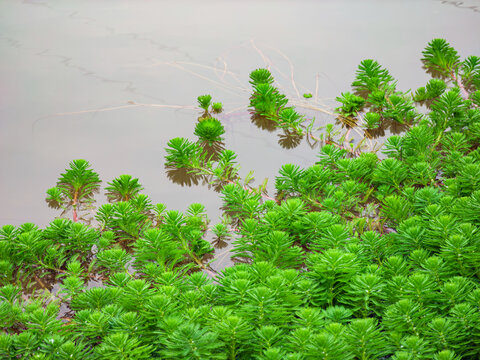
[1,0,479,268]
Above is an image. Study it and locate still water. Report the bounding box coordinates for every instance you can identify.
[1,0,479,268]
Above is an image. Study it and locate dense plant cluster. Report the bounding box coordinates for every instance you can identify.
[1,39,480,359]
[335,58,417,128]
[335,38,480,136]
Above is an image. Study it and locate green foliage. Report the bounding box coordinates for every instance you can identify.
[373,158,408,189]
[249,68,274,86]
[415,78,448,102]
[134,228,188,272]
[194,117,225,144]
[96,200,152,242]
[426,78,447,98]
[352,59,395,93]
[470,90,480,106]
[165,137,204,168]
[340,274,385,317]
[211,102,223,113]
[382,194,411,225]
[46,159,101,221]
[338,58,420,125]
[250,83,288,118]
[56,160,101,202]
[105,175,143,202]
[96,247,132,274]
[277,108,304,134]
[335,92,365,117]
[95,333,152,359]
[161,323,225,359]
[422,38,460,76]
[345,318,388,359]
[462,56,480,89]
[430,88,467,131]
[197,94,212,111]
[363,112,381,129]
[3,39,480,360]
[164,136,239,185]
[307,249,359,306]
[249,69,306,134]
[382,93,416,124]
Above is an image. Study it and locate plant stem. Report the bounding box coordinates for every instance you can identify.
[178,233,217,276]
[451,71,470,100]
[72,190,78,222]
[32,272,50,293]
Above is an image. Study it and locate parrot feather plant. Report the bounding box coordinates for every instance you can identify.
[0,39,479,359]
[46,159,101,222]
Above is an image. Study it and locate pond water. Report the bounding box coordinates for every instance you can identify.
[1,0,480,269]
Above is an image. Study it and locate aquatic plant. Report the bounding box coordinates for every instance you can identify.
[194,117,225,145]
[211,222,230,242]
[164,135,242,190]
[249,68,307,135]
[105,175,143,202]
[334,58,420,132]
[277,108,304,135]
[46,159,101,222]
[422,38,461,77]
[0,38,480,359]
[363,112,381,129]
[414,78,447,102]
[249,68,274,86]
[352,58,395,94]
[250,82,288,118]
[211,102,223,113]
[197,94,212,112]
[335,92,365,118]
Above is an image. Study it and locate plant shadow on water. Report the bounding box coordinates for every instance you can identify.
[211,237,228,250]
[364,119,410,140]
[250,113,278,132]
[165,166,204,187]
[198,140,226,161]
[383,118,410,136]
[277,129,304,149]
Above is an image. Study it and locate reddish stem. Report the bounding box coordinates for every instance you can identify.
[72,190,78,222]
[451,71,470,100]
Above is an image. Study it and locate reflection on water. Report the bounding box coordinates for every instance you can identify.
[366,127,386,140]
[198,140,226,161]
[364,118,411,140]
[212,237,229,250]
[165,166,204,187]
[278,130,304,149]
[386,119,411,136]
[250,113,278,132]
